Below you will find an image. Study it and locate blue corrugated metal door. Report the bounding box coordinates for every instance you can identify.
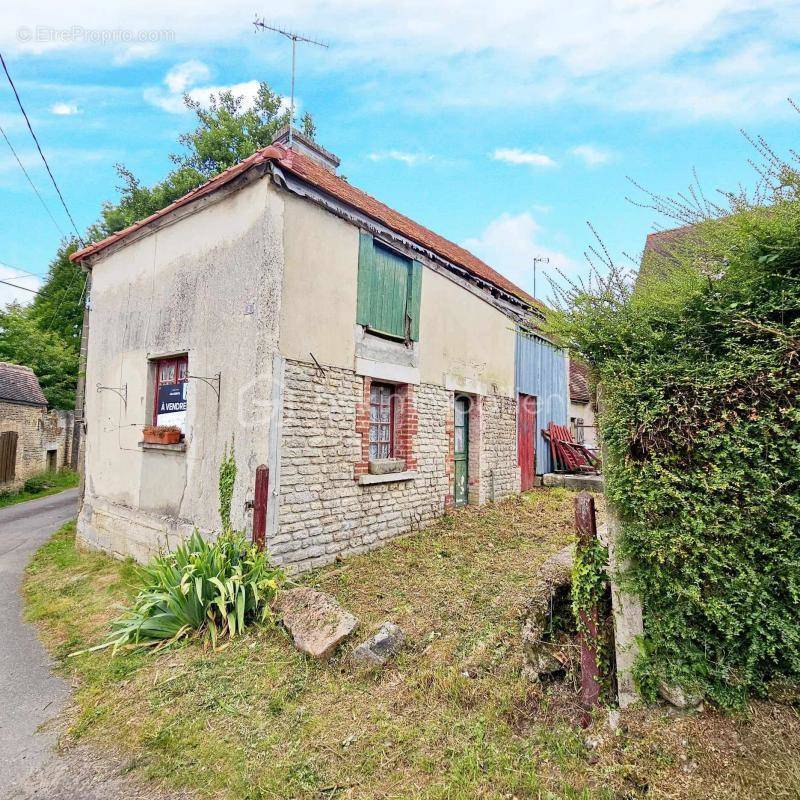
[515,330,568,474]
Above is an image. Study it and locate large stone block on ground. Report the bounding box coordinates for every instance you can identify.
[273,587,358,659]
[521,543,575,679]
[348,622,405,669]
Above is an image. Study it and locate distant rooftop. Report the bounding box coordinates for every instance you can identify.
[0,361,47,406]
[569,360,591,403]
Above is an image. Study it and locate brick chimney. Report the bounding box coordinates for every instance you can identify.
[271,126,340,173]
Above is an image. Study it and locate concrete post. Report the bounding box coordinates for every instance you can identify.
[575,491,601,712]
[598,507,643,709]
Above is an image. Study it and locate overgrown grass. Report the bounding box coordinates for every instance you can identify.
[0,468,79,509]
[24,493,800,799]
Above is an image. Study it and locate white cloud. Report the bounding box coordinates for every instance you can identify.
[50,102,79,115]
[144,60,212,112]
[0,265,42,307]
[112,42,160,65]
[164,60,210,94]
[492,148,557,168]
[0,1,797,120]
[145,67,286,115]
[187,80,260,108]
[570,144,613,167]
[462,212,577,298]
[368,150,434,166]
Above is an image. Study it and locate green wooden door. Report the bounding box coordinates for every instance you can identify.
[454,395,469,507]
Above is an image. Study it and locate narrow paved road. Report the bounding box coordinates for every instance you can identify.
[0,490,190,800]
[0,489,78,796]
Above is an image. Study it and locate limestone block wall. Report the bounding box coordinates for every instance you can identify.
[273,359,520,571]
[479,394,520,502]
[274,360,451,571]
[0,401,74,490]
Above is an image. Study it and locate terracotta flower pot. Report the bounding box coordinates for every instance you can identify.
[143,427,182,445]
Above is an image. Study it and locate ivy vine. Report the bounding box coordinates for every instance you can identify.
[218,440,237,533]
[547,199,800,708]
[571,536,608,629]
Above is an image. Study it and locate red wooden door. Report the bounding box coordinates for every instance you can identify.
[518,394,537,491]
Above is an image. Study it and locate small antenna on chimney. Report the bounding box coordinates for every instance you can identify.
[253,17,328,148]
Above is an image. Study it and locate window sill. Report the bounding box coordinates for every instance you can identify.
[358,470,417,486]
[368,458,406,476]
[139,441,187,453]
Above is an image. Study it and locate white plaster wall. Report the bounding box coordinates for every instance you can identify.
[280,194,517,396]
[81,177,285,555]
[569,400,598,450]
[419,269,516,398]
[279,192,359,369]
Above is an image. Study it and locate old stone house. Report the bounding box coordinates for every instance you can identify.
[0,361,74,490]
[71,129,568,568]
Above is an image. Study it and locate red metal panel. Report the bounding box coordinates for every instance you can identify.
[518,394,537,491]
[252,464,269,549]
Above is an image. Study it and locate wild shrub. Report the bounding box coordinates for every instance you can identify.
[102,529,284,651]
[547,201,800,707]
[23,471,58,494]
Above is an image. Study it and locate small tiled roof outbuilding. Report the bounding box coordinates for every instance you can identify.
[569,360,591,403]
[0,362,47,406]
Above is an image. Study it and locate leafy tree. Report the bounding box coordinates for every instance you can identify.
[91,164,205,241]
[25,75,308,574]
[93,83,315,238]
[28,240,84,353]
[0,304,79,408]
[2,79,314,409]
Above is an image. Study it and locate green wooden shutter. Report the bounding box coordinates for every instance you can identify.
[356,232,374,327]
[367,242,411,339]
[356,234,423,342]
[407,260,423,341]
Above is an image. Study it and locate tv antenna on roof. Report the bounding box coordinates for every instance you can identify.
[253,17,328,148]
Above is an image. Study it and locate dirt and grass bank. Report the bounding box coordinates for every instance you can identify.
[23,489,800,799]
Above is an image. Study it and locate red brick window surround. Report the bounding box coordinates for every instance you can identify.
[355,377,418,479]
[369,382,395,459]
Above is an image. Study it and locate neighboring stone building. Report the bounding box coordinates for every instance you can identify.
[71,129,569,568]
[0,362,74,490]
[568,360,598,452]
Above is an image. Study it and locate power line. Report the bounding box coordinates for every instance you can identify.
[0,258,47,280]
[0,277,39,295]
[0,51,83,244]
[0,122,66,239]
[44,272,86,334]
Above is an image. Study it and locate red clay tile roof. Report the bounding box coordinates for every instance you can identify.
[569,360,591,403]
[72,145,537,307]
[0,361,47,406]
[642,223,698,260]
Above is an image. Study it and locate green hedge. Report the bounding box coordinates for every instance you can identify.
[549,202,800,706]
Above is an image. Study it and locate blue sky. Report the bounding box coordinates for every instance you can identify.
[1,1,800,307]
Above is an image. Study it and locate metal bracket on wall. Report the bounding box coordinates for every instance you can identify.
[309,352,326,377]
[188,372,221,404]
[96,383,127,404]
